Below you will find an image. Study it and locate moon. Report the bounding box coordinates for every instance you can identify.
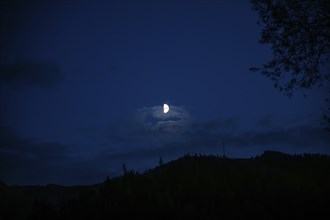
[163,104,169,113]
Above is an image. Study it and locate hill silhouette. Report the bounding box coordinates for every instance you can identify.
[1,151,330,220]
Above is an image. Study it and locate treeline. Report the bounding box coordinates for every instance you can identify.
[1,151,330,219]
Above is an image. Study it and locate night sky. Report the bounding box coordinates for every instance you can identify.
[1,1,329,185]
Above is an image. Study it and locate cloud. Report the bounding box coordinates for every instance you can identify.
[255,114,274,128]
[0,126,69,160]
[2,111,329,185]
[93,105,191,156]
[0,59,63,88]
[190,118,239,134]
[145,105,190,120]
[0,126,76,184]
[0,127,115,185]
[229,125,330,150]
[99,114,330,165]
[136,105,191,134]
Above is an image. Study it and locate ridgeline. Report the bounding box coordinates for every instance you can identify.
[1,151,330,219]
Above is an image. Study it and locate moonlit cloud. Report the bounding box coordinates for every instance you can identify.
[2,111,329,185]
[136,105,191,134]
[149,105,190,120]
[1,0,327,187]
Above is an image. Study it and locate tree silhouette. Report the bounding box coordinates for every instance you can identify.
[323,89,330,131]
[4,152,329,220]
[159,157,164,166]
[122,163,127,175]
[250,0,330,128]
[250,0,330,94]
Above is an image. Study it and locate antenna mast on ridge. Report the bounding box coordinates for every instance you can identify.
[222,141,226,158]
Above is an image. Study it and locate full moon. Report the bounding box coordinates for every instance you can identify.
[163,104,169,113]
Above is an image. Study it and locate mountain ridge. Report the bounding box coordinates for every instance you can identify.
[1,150,330,220]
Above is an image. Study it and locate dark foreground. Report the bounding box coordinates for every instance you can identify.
[1,151,330,220]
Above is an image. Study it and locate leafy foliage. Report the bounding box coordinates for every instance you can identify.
[250,0,330,95]
[323,88,330,131]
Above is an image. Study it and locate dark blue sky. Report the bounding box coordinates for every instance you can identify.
[0,1,329,185]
